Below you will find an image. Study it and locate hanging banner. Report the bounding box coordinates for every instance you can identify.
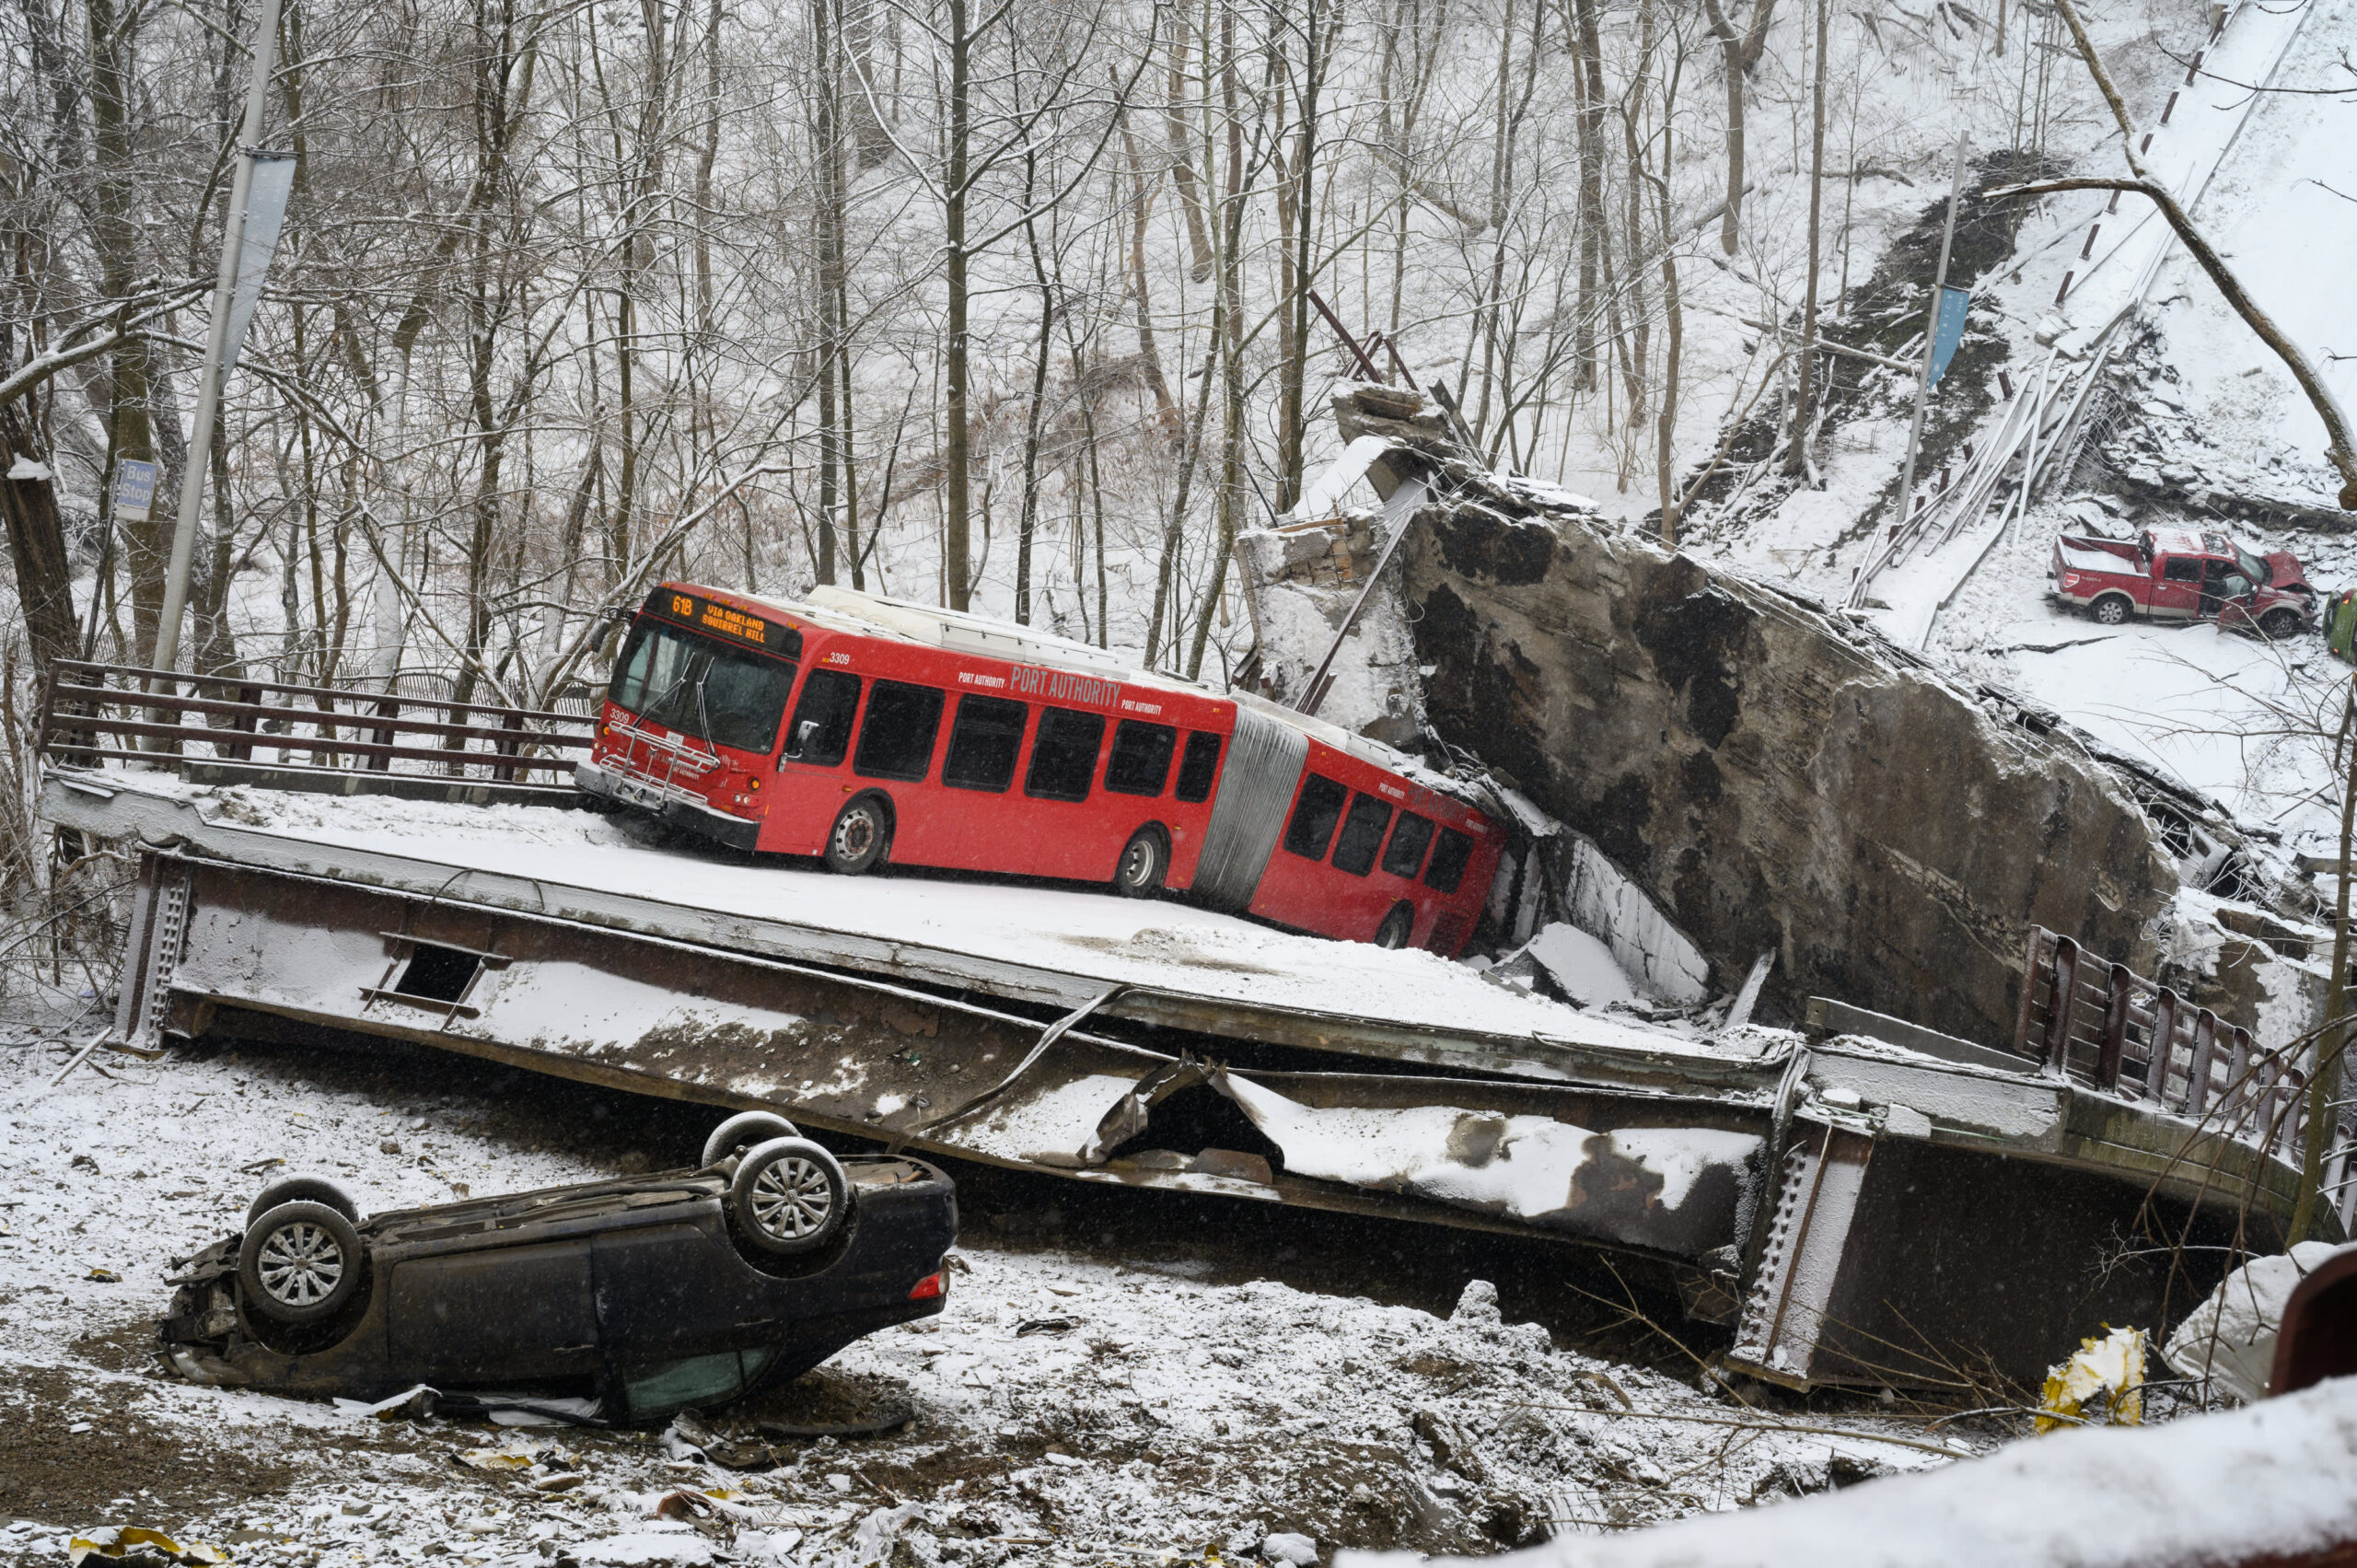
[220,154,298,381]
[1927,285,1972,388]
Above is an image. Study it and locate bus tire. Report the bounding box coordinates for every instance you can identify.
[1374,903,1415,949]
[2090,594,2132,627]
[1113,826,1168,899]
[826,795,892,875]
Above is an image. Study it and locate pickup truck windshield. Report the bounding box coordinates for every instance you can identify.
[2235,544,2271,587]
[610,621,796,754]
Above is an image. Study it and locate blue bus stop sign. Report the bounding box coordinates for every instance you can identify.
[1927,286,1971,388]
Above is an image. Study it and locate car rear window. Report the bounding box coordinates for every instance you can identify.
[1025,708,1106,802]
[1175,731,1223,803]
[1330,793,1393,877]
[1424,826,1476,894]
[1283,773,1349,860]
[942,694,1027,792]
[1105,720,1178,796]
[853,680,945,781]
[1383,810,1435,877]
[784,668,860,766]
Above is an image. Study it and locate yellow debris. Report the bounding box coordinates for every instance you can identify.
[2038,1324,2147,1434]
[68,1525,230,1564]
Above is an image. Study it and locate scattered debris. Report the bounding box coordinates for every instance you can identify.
[66,1527,227,1565]
[2038,1326,2147,1433]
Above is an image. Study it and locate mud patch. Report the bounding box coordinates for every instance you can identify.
[0,1365,299,1525]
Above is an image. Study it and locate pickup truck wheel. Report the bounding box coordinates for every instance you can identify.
[2091,595,2131,627]
[238,1201,366,1324]
[824,796,890,875]
[2261,609,2305,639]
[702,1111,802,1169]
[729,1137,852,1256]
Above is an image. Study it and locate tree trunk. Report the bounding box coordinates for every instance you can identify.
[1701,0,1746,255]
[1786,0,1829,475]
[84,0,163,664]
[0,405,78,671]
[943,0,971,608]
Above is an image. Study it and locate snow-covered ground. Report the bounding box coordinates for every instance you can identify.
[0,995,1984,1566]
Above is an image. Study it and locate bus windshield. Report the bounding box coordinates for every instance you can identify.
[610,621,795,755]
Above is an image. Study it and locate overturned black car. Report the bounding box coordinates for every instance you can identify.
[160,1113,957,1423]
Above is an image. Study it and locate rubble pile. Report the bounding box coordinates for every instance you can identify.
[1319,384,2183,1042]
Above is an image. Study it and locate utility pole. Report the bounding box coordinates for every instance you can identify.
[1892,134,1970,532]
[150,0,284,679]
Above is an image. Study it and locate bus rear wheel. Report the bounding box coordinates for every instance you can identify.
[1113,828,1168,899]
[826,796,891,875]
[1374,903,1415,949]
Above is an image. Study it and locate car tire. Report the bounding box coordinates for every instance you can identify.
[825,796,890,875]
[245,1176,360,1232]
[1112,827,1168,899]
[2091,595,2131,627]
[238,1201,366,1325]
[2262,609,2304,639]
[702,1110,802,1169]
[728,1137,853,1256]
[1373,903,1415,950]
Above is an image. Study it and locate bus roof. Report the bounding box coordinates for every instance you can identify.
[667,581,1488,812]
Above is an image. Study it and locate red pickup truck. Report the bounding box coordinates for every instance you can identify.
[2049,528,2316,636]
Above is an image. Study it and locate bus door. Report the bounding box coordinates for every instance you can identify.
[762,654,866,856]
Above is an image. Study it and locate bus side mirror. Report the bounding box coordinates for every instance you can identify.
[784,718,819,761]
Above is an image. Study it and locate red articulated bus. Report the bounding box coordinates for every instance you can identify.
[575,583,1504,954]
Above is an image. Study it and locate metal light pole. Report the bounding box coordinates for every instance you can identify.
[1893,133,1971,533]
[151,0,284,679]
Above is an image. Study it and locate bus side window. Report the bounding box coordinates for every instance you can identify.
[1175,732,1223,803]
[1330,794,1394,877]
[1283,774,1349,860]
[1105,720,1178,796]
[943,694,1028,792]
[853,680,946,781]
[1424,828,1475,894]
[1026,709,1106,801]
[1383,811,1435,878]
[784,668,860,766]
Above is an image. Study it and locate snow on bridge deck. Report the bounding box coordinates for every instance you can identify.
[42,764,1745,1084]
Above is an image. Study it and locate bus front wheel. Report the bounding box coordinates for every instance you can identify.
[1113,827,1168,899]
[826,796,892,875]
[1374,903,1415,949]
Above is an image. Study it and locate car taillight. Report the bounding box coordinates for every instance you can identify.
[909,1272,945,1301]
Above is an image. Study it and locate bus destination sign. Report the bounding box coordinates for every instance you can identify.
[644,588,800,657]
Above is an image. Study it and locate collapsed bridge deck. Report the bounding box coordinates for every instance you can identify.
[40,764,2337,1392]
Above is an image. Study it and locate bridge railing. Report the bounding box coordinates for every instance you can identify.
[35,660,596,800]
[2012,925,2350,1197]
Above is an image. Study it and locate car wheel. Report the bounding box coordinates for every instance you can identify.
[702,1110,802,1169]
[825,796,890,875]
[1374,903,1415,950]
[245,1176,360,1232]
[2262,609,2304,639]
[728,1137,852,1256]
[238,1201,366,1325]
[2091,596,2131,627]
[1112,828,1168,899]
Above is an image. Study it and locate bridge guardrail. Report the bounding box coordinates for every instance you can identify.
[35,661,596,801]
